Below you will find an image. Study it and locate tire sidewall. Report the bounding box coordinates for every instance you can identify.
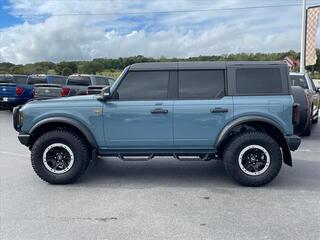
[32,131,88,183]
[224,132,282,186]
[234,138,280,181]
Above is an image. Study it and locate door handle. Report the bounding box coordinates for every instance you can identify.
[151,108,168,114]
[210,107,228,113]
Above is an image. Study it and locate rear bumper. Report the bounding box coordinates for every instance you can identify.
[285,135,301,151]
[18,133,31,146]
[1,97,29,106]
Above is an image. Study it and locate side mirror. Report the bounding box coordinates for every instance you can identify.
[98,86,111,101]
[316,87,320,93]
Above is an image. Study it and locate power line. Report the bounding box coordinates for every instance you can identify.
[13,3,320,17]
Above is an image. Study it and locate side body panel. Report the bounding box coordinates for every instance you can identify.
[173,97,234,149]
[20,96,105,146]
[101,100,174,149]
[232,95,294,135]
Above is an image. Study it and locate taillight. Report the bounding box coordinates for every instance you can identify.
[292,103,300,125]
[60,87,70,97]
[16,86,24,96]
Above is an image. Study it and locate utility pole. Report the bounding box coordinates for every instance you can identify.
[300,0,307,73]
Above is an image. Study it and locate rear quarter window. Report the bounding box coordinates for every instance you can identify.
[236,68,283,94]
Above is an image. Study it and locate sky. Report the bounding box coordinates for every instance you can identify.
[0,0,320,64]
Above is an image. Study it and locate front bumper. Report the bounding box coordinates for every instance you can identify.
[285,135,301,151]
[18,133,31,146]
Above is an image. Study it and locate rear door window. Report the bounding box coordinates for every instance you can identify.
[178,70,225,99]
[67,76,91,86]
[236,68,283,94]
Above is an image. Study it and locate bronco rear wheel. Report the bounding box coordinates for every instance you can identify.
[223,131,282,187]
[31,129,90,184]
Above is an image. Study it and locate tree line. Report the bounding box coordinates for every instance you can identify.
[1,49,320,76]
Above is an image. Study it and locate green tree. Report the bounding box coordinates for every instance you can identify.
[61,67,73,76]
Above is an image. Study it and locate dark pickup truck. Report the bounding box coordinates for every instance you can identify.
[66,74,115,96]
[32,75,68,99]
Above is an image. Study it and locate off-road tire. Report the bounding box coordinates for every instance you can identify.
[31,129,90,184]
[302,117,312,136]
[223,131,282,187]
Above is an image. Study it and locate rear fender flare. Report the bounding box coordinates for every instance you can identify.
[215,116,292,166]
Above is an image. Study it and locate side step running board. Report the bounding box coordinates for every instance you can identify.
[118,154,154,161]
[173,153,211,161]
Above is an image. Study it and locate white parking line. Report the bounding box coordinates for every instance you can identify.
[0,151,28,157]
[296,149,320,153]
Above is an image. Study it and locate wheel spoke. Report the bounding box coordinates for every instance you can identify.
[238,145,271,176]
[42,144,74,174]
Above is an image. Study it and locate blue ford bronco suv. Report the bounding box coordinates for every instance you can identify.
[13,62,302,186]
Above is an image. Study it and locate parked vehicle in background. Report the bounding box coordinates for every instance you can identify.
[66,74,114,96]
[32,75,68,99]
[87,76,115,95]
[290,73,319,129]
[0,74,32,110]
[14,62,302,187]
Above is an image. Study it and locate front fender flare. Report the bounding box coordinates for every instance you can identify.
[29,117,98,148]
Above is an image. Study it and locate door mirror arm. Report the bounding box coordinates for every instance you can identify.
[98,86,111,101]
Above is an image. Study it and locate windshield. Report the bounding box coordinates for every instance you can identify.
[67,76,91,86]
[290,75,308,89]
[0,75,14,83]
[111,67,128,93]
[27,76,48,85]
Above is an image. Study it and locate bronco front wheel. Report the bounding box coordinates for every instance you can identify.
[223,131,282,187]
[31,130,90,184]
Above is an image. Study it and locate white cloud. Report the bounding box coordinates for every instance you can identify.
[0,0,318,64]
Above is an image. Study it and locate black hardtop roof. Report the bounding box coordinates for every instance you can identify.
[129,61,286,71]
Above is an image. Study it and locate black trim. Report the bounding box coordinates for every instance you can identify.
[29,117,98,148]
[168,71,178,100]
[98,148,216,157]
[285,135,301,151]
[13,105,22,131]
[18,133,30,146]
[215,116,285,148]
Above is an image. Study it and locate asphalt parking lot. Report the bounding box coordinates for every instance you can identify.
[0,110,319,240]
